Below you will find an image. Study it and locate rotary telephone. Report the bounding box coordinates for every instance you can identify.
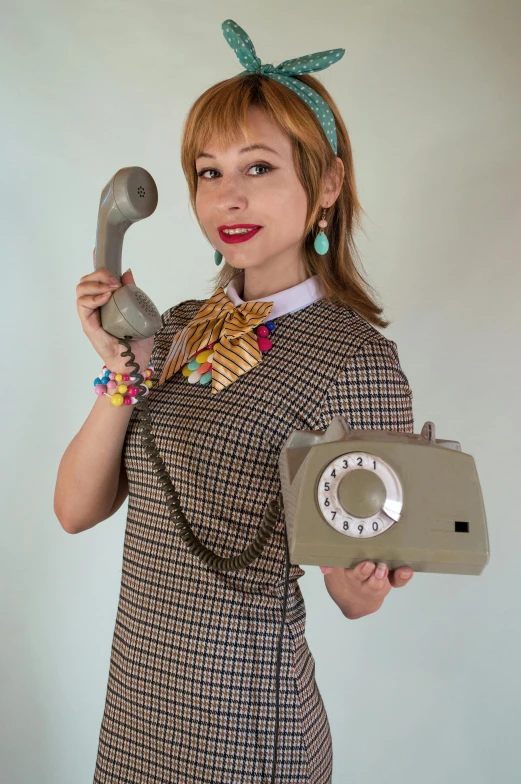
[280,418,489,575]
[94,166,490,577]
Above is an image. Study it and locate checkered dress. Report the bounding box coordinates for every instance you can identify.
[93,296,414,784]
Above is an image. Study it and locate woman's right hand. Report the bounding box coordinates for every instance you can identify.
[76,250,156,376]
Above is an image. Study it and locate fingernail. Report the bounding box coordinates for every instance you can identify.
[375,563,387,579]
[109,276,119,286]
[361,562,374,574]
[400,570,412,579]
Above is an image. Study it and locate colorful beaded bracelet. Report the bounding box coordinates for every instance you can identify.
[93,364,154,406]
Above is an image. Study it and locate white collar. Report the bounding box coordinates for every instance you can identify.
[225,271,325,322]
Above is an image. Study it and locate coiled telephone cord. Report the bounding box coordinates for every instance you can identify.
[119,337,290,784]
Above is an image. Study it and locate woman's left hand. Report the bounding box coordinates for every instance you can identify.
[318,561,413,619]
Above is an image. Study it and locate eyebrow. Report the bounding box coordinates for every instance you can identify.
[196,143,281,161]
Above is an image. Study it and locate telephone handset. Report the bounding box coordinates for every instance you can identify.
[94,167,281,573]
[94,167,162,339]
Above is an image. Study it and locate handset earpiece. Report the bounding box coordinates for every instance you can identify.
[95,166,162,339]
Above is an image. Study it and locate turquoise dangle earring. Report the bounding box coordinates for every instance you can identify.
[214,248,223,265]
[314,207,329,255]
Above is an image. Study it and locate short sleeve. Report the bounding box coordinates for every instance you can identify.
[315,337,414,433]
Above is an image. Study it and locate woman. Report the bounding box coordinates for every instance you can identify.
[54,19,415,784]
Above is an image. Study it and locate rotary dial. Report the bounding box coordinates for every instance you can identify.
[316,451,403,538]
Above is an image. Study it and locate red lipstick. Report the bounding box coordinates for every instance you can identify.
[218,224,263,244]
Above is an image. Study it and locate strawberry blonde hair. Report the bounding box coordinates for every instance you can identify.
[180,73,389,328]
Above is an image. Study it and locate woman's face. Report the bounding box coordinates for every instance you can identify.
[195,106,309,279]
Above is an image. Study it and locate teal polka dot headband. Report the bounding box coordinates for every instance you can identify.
[222,19,345,156]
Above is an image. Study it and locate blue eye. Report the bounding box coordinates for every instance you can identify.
[196,164,273,179]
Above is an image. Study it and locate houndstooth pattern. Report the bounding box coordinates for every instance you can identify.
[93,296,414,784]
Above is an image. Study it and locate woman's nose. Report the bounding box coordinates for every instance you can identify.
[216,187,249,211]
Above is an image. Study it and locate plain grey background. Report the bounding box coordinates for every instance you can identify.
[1,1,520,782]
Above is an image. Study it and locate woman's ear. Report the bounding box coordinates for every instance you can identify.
[322,157,345,207]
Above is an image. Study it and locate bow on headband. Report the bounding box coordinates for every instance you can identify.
[158,287,274,394]
[222,19,345,155]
